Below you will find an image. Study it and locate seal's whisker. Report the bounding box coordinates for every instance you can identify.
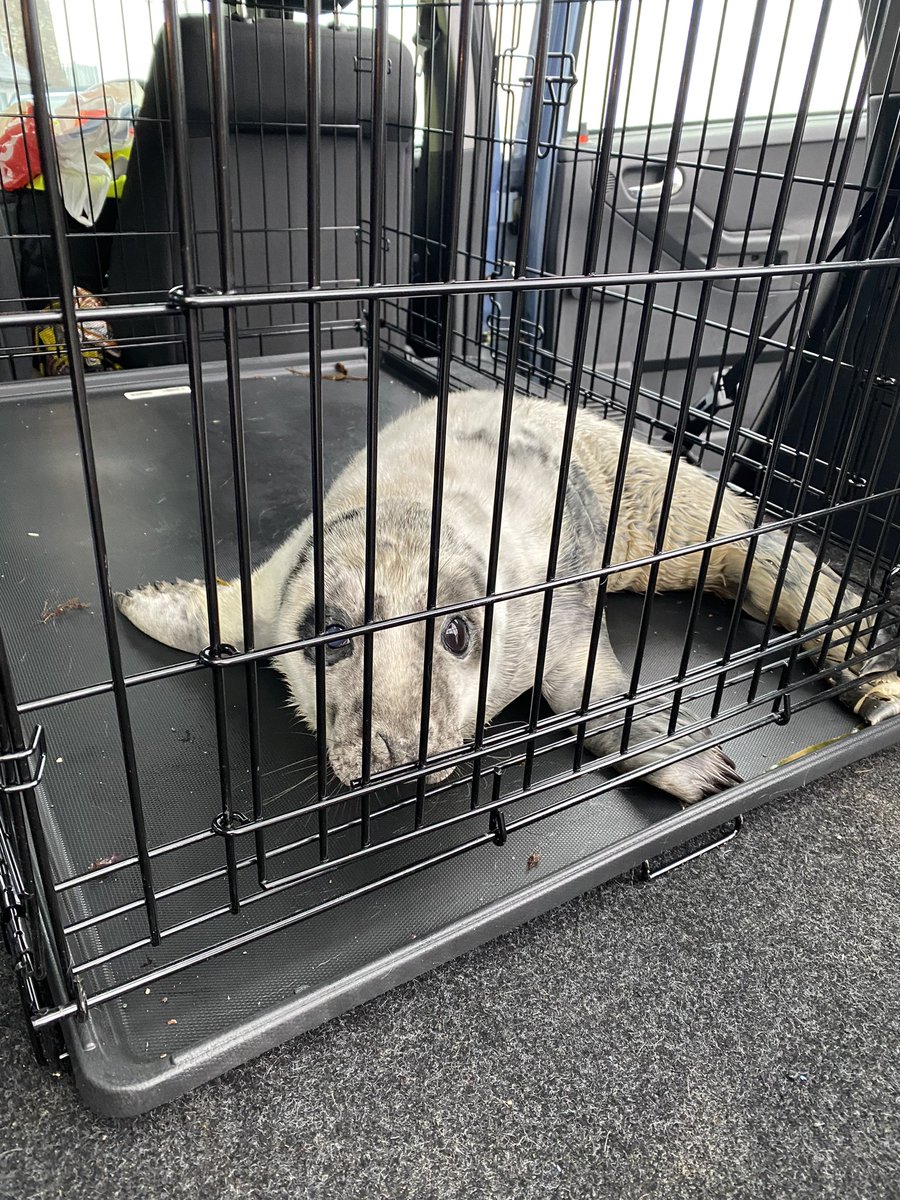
[263,765,324,806]
[258,757,315,782]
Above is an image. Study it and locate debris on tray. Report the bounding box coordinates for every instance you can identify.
[288,360,367,382]
[40,597,90,623]
[88,852,123,871]
[526,852,542,871]
[167,1018,177,1026]
[776,734,848,767]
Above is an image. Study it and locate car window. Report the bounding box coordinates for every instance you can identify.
[34,1,207,92]
[567,0,866,133]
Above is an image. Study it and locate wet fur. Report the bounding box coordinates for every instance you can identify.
[116,390,897,803]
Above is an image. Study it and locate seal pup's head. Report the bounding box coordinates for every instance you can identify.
[275,498,486,784]
[116,497,490,787]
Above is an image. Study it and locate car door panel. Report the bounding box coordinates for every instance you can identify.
[541,111,866,416]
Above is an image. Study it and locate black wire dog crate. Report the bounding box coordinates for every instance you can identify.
[1,0,900,1114]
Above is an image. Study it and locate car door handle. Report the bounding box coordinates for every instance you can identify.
[625,166,685,201]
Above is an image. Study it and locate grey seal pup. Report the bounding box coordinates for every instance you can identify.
[116,389,900,803]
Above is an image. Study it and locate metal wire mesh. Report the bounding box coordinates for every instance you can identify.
[0,0,899,1077]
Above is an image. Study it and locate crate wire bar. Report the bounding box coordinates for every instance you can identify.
[0,0,899,1113]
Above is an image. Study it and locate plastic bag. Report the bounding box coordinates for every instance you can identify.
[33,286,121,376]
[0,102,39,191]
[0,81,143,225]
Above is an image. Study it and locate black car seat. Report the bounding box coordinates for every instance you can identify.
[0,192,35,380]
[106,2,415,367]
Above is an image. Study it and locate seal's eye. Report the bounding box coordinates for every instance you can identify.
[325,623,350,649]
[441,615,470,656]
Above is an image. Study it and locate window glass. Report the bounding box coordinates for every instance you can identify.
[567,0,865,133]
[43,0,206,91]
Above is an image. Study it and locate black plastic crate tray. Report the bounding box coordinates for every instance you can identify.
[1,363,895,1115]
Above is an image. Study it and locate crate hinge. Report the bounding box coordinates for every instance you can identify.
[0,724,74,1065]
[0,813,36,982]
[0,834,83,1077]
[0,797,62,1072]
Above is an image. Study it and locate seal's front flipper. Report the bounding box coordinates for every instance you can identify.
[598,706,743,805]
[116,519,312,655]
[542,638,742,804]
[115,577,246,655]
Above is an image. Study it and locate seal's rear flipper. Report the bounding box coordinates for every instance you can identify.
[834,669,900,726]
[648,459,899,688]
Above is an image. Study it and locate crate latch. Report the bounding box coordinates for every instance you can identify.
[489,808,508,847]
[167,283,224,309]
[0,725,46,796]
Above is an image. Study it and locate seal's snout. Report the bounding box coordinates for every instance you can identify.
[370,731,458,782]
[328,727,457,785]
[375,732,416,770]
[318,620,466,787]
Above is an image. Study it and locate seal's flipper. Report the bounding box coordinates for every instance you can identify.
[834,668,900,725]
[621,451,898,688]
[542,633,742,804]
[702,515,900,736]
[116,519,312,655]
[590,705,742,805]
[660,477,900,682]
[115,577,247,654]
[616,724,743,804]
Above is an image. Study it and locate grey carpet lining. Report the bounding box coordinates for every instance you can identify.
[2,747,898,1200]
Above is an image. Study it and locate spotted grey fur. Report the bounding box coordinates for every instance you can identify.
[115,389,900,803]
